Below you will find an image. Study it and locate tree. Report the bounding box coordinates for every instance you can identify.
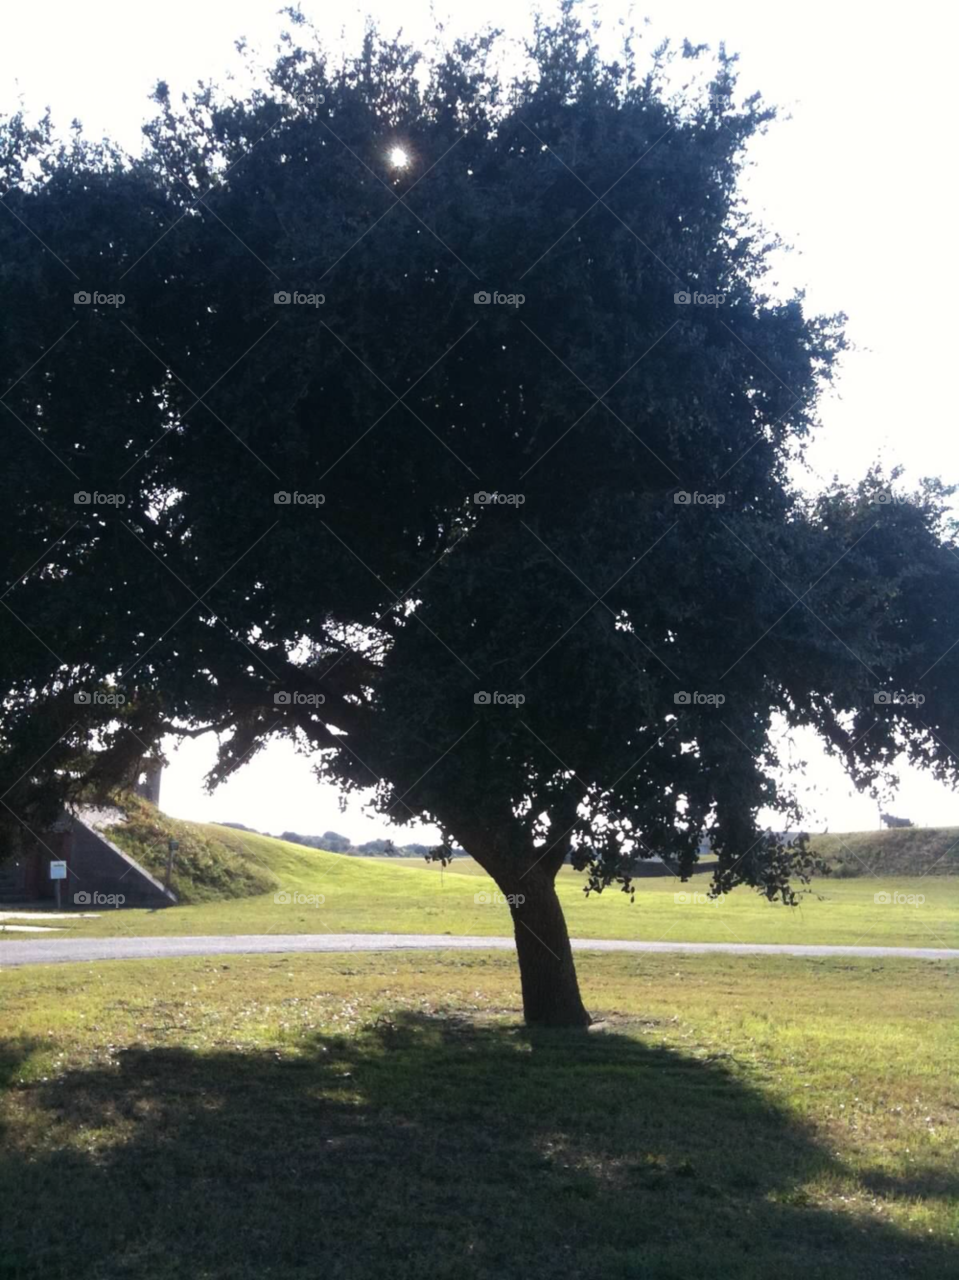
[3,9,959,1025]
[279,830,353,850]
[321,830,353,852]
[357,839,396,855]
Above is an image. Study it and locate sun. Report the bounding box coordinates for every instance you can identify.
[388,146,410,169]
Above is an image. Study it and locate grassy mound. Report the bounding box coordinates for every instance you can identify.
[69,800,958,948]
[103,794,277,903]
[811,826,959,877]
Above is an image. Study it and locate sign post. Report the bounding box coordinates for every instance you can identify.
[165,839,178,892]
[49,860,67,910]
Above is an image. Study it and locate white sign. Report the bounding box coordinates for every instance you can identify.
[49,861,67,880]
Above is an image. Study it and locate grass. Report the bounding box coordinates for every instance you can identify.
[4,827,956,947]
[380,824,959,880]
[103,794,274,902]
[814,827,959,877]
[1,949,956,1278]
[4,805,957,947]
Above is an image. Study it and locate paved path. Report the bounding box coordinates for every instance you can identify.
[1,933,956,968]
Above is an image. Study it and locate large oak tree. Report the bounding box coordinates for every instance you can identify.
[3,9,959,1024]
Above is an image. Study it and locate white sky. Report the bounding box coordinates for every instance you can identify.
[3,0,957,839]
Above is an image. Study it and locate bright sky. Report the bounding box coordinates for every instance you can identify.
[3,0,957,839]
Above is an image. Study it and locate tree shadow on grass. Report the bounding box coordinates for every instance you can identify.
[0,1015,953,1280]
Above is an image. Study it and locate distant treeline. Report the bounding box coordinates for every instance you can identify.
[217,823,464,858]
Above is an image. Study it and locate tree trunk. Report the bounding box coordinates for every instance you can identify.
[455,813,591,1029]
[504,869,592,1028]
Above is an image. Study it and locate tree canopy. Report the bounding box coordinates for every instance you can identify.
[3,7,958,1022]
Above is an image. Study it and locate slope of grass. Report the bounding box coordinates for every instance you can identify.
[103,803,959,909]
[811,827,959,877]
[5,807,956,948]
[102,794,275,903]
[1,950,956,1278]
[383,829,959,880]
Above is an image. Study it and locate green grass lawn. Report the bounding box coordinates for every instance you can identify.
[1,950,956,1278]
[4,819,956,947]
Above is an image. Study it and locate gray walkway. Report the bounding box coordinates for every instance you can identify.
[1,933,957,968]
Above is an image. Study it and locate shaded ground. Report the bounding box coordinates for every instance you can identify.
[2,1014,956,1280]
[1,950,956,1278]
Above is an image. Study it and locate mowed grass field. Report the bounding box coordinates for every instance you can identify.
[2,820,956,947]
[1,949,956,1278]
